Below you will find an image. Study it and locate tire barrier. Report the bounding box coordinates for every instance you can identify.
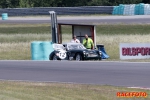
[31,41,54,60]
[112,3,150,15]
[144,4,150,15]
[123,4,135,15]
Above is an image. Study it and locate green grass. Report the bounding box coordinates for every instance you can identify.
[0,24,72,34]
[0,42,30,60]
[0,24,51,34]
[1,24,150,35]
[0,81,149,100]
[0,24,150,99]
[96,24,150,35]
[0,24,150,60]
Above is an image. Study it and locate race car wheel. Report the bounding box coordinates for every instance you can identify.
[99,57,102,60]
[75,53,82,61]
[52,55,58,60]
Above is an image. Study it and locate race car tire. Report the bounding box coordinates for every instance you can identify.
[49,52,54,60]
[99,57,102,60]
[52,55,59,60]
[49,51,60,61]
[75,53,82,61]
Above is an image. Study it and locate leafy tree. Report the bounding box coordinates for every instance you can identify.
[19,0,35,7]
[0,0,11,8]
[0,0,147,8]
[108,0,143,6]
[142,0,150,3]
[87,0,103,6]
[11,0,19,8]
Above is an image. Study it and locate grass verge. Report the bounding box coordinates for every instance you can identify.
[0,24,150,60]
[0,81,149,100]
[1,34,150,60]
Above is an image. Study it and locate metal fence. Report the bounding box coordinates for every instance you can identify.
[0,6,113,16]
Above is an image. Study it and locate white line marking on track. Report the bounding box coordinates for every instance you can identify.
[0,60,150,63]
[128,87,150,90]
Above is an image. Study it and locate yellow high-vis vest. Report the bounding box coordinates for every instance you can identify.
[82,38,94,49]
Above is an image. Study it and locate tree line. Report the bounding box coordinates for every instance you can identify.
[0,0,150,8]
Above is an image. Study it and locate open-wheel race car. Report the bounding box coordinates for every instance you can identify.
[49,43,102,61]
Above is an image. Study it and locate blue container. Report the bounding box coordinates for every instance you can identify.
[31,41,43,60]
[139,3,144,15]
[135,4,140,15]
[96,45,109,59]
[118,4,125,15]
[2,13,8,20]
[31,41,54,60]
[112,6,119,15]
[41,42,54,60]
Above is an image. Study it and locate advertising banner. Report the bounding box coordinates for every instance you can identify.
[120,43,150,59]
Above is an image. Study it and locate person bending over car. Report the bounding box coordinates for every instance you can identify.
[83,34,94,49]
[70,35,80,43]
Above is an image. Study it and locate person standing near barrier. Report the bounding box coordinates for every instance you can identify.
[82,34,94,49]
[70,35,80,43]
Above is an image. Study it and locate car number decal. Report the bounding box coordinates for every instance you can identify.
[58,51,66,59]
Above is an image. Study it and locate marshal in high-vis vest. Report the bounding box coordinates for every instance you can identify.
[82,34,94,49]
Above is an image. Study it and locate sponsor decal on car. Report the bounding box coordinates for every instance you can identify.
[58,50,66,59]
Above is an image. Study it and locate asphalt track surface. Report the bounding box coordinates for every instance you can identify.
[0,15,150,88]
[0,61,150,88]
[1,15,150,24]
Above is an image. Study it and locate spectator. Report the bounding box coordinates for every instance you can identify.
[70,35,80,43]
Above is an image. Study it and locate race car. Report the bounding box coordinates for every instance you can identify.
[49,43,102,61]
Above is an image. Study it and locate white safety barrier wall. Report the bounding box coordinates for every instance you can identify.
[123,4,135,15]
[144,4,150,15]
[112,3,150,15]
